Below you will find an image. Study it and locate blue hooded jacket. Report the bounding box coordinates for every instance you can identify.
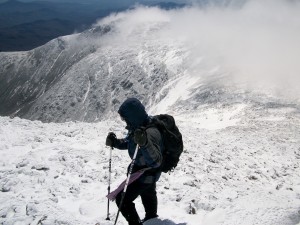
[115,98,163,183]
[118,98,149,130]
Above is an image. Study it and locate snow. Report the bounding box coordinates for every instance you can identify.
[1,2,300,225]
[150,74,200,114]
[176,104,246,130]
[82,75,91,104]
[0,101,299,225]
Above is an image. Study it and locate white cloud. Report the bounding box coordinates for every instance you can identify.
[95,0,300,100]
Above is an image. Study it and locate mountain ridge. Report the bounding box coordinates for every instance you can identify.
[0,5,299,122]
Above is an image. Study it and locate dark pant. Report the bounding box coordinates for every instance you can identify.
[116,181,157,224]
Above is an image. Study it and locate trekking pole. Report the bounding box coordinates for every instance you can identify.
[106,146,113,221]
[114,144,139,225]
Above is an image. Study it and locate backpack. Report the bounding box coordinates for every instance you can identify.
[149,114,184,173]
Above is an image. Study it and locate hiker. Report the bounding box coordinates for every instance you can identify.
[105,98,163,225]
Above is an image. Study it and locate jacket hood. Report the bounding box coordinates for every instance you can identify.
[118,98,148,130]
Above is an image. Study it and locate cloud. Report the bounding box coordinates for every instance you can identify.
[95,0,300,100]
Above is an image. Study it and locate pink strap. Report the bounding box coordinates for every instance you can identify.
[106,168,149,201]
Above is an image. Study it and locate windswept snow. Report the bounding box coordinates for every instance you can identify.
[1,103,299,225]
[150,74,200,114]
[176,104,246,130]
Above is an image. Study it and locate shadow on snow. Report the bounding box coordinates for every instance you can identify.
[144,218,187,225]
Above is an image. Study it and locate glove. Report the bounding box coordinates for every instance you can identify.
[133,128,147,146]
[106,132,117,147]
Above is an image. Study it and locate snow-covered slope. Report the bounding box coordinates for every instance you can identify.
[0,17,177,122]
[0,104,299,225]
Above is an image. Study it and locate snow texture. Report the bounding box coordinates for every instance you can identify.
[0,101,300,225]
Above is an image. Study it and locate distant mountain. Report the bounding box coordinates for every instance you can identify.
[0,1,98,29]
[0,0,124,51]
[0,0,186,51]
[0,0,43,14]
[0,19,76,51]
[0,22,171,122]
[0,13,187,122]
[0,7,297,122]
